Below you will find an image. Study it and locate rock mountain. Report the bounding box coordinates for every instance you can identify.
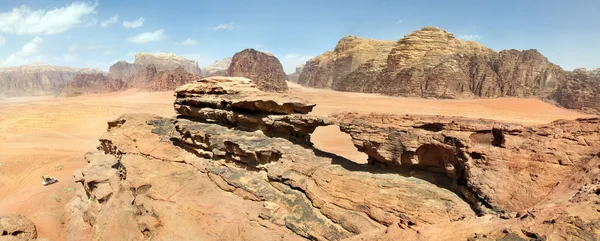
[299,27,600,114]
[0,63,102,97]
[108,53,202,80]
[202,57,231,77]
[287,64,304,82]
[228,48,288,92]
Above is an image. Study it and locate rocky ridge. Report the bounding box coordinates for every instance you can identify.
[61,73,125,97]
[228,48,289,92]
[298,36,395,90]
[108,53,202,81]
[0,63,103,97]
[299,27,600,113]
[67,76,600,240]
[202,57,232,77]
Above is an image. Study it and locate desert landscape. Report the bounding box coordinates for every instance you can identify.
[1,1,600,240]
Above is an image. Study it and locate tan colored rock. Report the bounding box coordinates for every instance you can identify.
[228,48,288,92]
[60,73,125,96]
[0,215,37,240]
[0,63,103,97]
[298,36,395,89]
[202,57,231,77]
[108,53,202,81]
[126,65,200,92]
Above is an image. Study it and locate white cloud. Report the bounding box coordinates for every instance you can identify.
[209,23,234,31]
[123,17,145,29]
[126,29,165,44]
[22,36,44,56]
[279,54,312,74]
[0,35,5,47]
[101,15,118,28]
[458,34,481,41]
[1,36,44,66]
[177,38,198,46]
[102,50,113,56]
[0,2,97,35]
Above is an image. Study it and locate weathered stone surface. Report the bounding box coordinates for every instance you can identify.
[0,215,37,240]
[60,73,125,96]
[287,64,305,82]
[108,53,201,81]
[228,48,288,92]
[202,57,232,77]
[0,63,103,97]
[67,77,600,240]
[298,36,395,89]
[127,65,200,91]
[334,112,600,213]
[298,27,600,113]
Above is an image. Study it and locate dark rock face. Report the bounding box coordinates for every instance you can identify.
[553,68,600,114]
[61,73,125,96]
[67,77,600,240]
[228,48,288,92]
[298,36,395,89]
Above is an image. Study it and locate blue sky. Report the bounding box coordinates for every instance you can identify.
[0,0,598,73]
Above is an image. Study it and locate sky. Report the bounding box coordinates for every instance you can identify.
[0,0,598,74]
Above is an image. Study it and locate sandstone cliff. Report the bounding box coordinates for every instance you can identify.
[202,57,231,77]
[228,48,288,92]
[126,65,200,91]
[67,77,600,240]
[299,27,600,113]
[297,36,395,89]
[0,63,103,97]
[61,73,125,97]
[287,64,304,82]
[108,53,202,81]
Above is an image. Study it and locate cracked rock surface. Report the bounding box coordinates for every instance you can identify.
[67,76,600,240]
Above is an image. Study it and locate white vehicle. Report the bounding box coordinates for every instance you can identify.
[42,176,58,186]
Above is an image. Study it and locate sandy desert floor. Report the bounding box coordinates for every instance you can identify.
[0,83,595,240]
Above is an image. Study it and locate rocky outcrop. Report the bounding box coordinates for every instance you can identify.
[68,76,600,240]
[0,63,103,97]
[126,65,200,91]
[0,215,42,241]
[297,36,395,89]
[108,53,201,81]
[61,73,125,96]
[228,49,288,92]
[202,57,231,77]
[287,64,304,82]
[553,68,600,114]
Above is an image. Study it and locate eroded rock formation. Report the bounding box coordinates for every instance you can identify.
[61,73,125,97]
[0,215,44,241]
[299,27,600,113]
[228,48,288,92]
[126,65,200,91]
[108,53,201,81]
[0,63,103,97]
[298,36,395,90]
[68,76,600,240]
[202,57,232,77]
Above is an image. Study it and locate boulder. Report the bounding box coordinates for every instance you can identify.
[228,48,288,92]
[0,215,37,240]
